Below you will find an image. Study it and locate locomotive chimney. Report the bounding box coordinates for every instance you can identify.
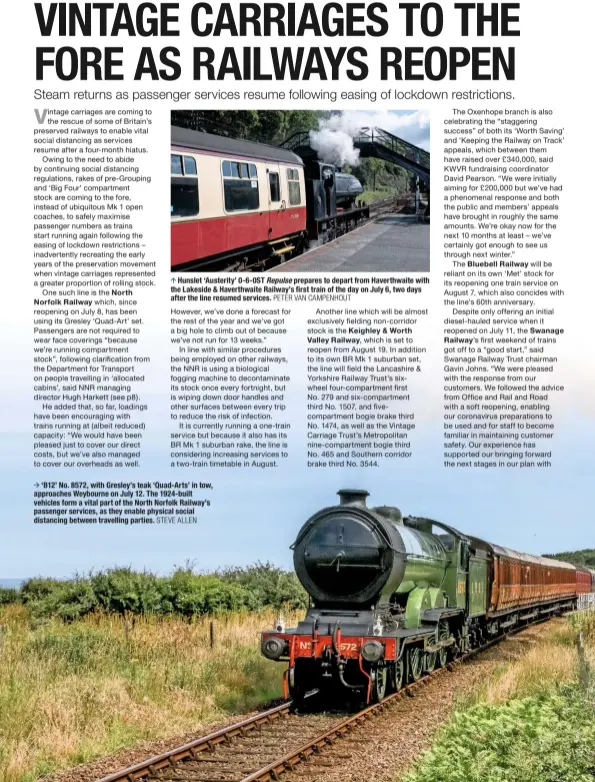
[337,489,369,507]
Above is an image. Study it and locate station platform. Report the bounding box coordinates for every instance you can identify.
[270,214,430,273]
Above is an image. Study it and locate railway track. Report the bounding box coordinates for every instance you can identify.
[271,195,407,272]
[95,620,553,782]
[368,194,410,217]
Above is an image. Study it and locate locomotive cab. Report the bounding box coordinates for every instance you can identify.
[304,160,338,240]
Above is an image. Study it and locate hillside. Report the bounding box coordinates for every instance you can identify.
[545,549,595,568]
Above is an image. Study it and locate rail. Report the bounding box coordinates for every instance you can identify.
[95,702,292,782]
[93,615,561,782]
[235,621,555,782]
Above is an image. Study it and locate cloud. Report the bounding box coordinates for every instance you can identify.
[336,110,430,150]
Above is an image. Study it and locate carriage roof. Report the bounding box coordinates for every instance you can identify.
[171,125,304,166]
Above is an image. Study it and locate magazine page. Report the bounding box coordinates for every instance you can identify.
[1,1,594,780]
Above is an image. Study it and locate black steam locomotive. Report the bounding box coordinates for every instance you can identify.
[302,159,368,247]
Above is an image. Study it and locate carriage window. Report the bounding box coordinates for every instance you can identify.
[171,154,183,175]
[223,159,260,212]
[287,167,301,206]
[171,154,199,218]
[183,156,197,175]
[269,172,280,203]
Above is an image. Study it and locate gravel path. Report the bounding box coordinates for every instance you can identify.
[41,623,552,782]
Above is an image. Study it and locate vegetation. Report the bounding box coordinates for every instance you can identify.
[349,158,411,201]
[0,605,298,782]
[171,109,327,146]
[0,588,19,607]
[4,564,306,622]
[404,612,595,782]
[171,110,415,199]
[0,565,305,779]
[545,549,595,568]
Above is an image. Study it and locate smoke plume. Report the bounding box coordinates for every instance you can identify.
[309,114,361,167]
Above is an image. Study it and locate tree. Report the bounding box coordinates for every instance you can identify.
[171,110,327,146]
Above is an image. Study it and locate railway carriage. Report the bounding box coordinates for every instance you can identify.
[171,125,369,271]
[262,489,589,707]
[171,126,308,270]
[576,567,593,594]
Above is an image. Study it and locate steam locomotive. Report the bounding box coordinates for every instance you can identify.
[261,490,594,706]
[171,126,367,271]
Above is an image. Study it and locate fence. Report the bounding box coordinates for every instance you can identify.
[578,593,595,611]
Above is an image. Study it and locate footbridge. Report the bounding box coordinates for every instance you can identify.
[280,127,430,184]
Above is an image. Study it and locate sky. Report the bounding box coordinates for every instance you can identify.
[334,109,431,150]
[2,105,592,581]
[309,109,431,166]
[2,415,593,580]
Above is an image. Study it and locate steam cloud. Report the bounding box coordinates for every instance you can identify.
[309,110,431,167]
[309,114,361,167]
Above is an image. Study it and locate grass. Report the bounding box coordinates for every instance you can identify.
[403,613,595,782]
[0,605,296,782]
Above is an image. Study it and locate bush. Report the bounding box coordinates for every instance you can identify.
[30,579,99,622]
[20,577,63,603]
[169,569,260,616]
[0,587,20,606]
[404,687,595,782]
[218,562,308,611]
[90,568,164,615]
[14,564,305,621]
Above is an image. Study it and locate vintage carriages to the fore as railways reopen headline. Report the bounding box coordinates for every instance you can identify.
[170,125,367,271]
[261,490,595,706]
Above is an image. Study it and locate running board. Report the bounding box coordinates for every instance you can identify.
[425,637,456,654]
[500,617,518,629]
[519,610,539,621]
